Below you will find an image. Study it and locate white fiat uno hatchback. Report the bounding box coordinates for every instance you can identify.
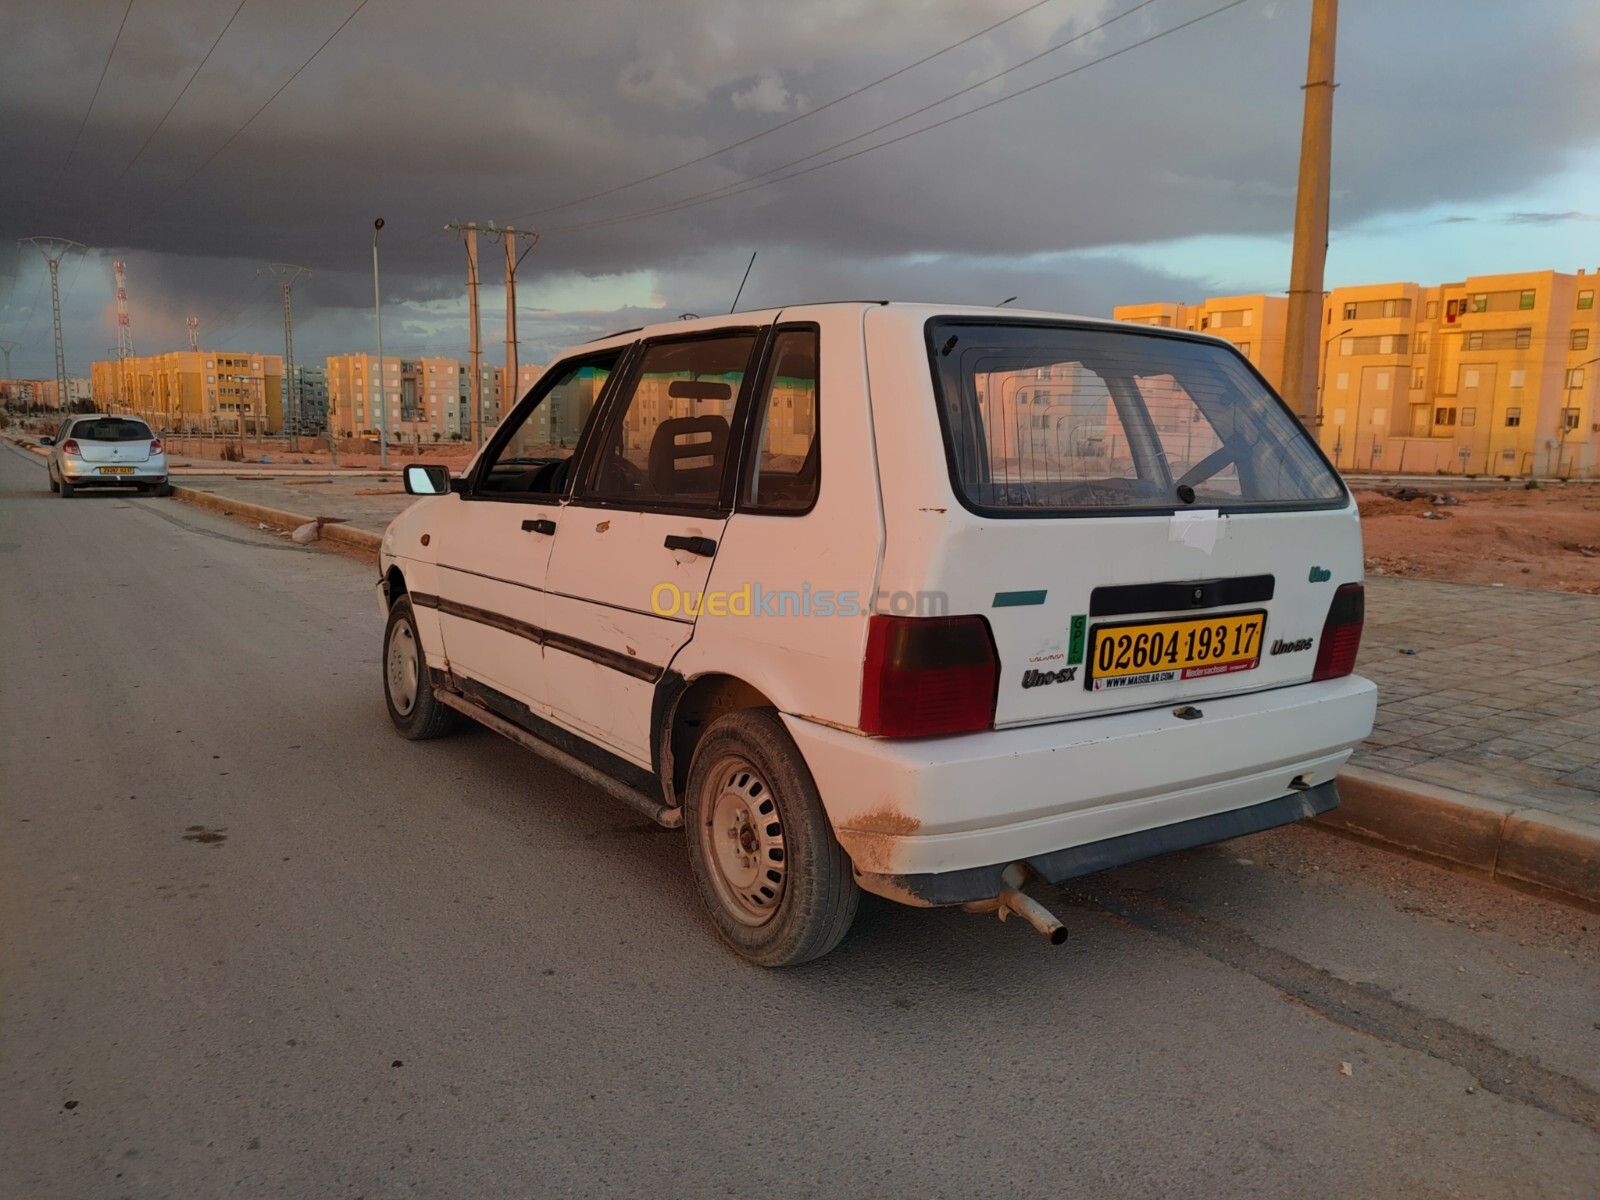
[379,303,1376,965]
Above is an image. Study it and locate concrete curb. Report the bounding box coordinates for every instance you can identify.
[169,485,382,555]
[1316,766,1600,910]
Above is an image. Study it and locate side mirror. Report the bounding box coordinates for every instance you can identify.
[39,436,54,446]
[404,464,451,495]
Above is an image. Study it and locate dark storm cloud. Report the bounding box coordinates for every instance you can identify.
[2,0,1596,377]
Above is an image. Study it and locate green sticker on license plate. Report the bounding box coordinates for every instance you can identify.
[1067,614,1086,665]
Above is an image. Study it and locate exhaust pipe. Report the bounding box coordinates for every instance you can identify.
[967,863,1068,945]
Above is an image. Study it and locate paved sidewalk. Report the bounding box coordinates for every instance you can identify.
[1354,578,1600,823]
[175,472,415,537]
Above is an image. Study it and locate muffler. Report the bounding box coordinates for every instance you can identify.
[965,863,1068,945]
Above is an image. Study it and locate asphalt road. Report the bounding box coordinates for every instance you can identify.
[2,442,1597,1199]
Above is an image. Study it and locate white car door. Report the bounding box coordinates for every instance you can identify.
[539,328,767,766]
[424,352,623,716]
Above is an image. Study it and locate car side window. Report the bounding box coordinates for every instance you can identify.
[584,333,757,507]
[475,354,618,497]
[740,326,819,513]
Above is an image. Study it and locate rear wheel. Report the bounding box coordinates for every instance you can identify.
[58,479,74,498]
[383,595,460,740]
[684,708,858,967]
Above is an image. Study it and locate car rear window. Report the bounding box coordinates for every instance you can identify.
[72,418,154,442]
[927,320,1345,515]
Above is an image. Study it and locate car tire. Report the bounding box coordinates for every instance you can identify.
[684,708,859,967]
[155,482,173,497]
[58,479,74,498]
[382,595,460,740]
[48,473,58,493]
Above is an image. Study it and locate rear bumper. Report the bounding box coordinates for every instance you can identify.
[782,674,1376,900]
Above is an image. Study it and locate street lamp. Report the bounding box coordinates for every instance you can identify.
[1316,326,1353,466]
[373,217,387,469]
[1557,354,1599,479]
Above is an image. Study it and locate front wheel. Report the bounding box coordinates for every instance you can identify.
[684,709,859,967]
[382,595,460,740]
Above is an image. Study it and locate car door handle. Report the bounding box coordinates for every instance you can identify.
[664,534,717,557]
[521,517,557,535]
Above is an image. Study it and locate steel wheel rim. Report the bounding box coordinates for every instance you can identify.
[700,755,788,927]
[387,620,419,715]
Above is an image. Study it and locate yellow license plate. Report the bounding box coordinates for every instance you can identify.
[98,466,135,474]
[1088,611,1266,692]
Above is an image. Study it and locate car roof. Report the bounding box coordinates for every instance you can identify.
[575,301,1222,354]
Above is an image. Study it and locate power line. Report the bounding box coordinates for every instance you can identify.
[547,0,1252,237]
[548,0,1161,232]
[514,0,1064,222]
[113,0,251,188]
[50,0,136,203]
[157,0,372,207]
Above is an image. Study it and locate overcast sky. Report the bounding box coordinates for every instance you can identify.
[2,0,1597,379]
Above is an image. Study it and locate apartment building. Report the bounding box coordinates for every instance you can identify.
[326,355,512,442]
[1115,266,1600,477]
[0,377,92,410]
[89,351,283,433]
[285,364,330,431]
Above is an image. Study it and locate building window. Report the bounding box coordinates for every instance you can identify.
[1434,407,1456,426]
[1340,338,1353,356]
[1509,368,1525,389]
[1564,409,1581,431]
[1569,367,1587,389]
[1412,369,1425,388]
[1460,407,1476,427]
[1465,332,1483,350]
[1519,290,1535,310]
[1236,341,1251,357]
[1470,294,1487,313]
[1415,333,1428,354]
[1335,372,1349,390]
[1382,298,1398,317]
[1371,407,1387,426]
[1242,310,1252,326]
[1505,407,1521,427]
[1579,290,1595,310]
[1463,368,1481,389]
[1343,302,1357,320]
[1574,328,1591,351]
[1426,300,1439,319]
[1376,371,1390,391]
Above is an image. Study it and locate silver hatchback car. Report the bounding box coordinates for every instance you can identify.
[42,416,170,497]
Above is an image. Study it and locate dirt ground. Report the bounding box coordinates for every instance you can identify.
[1355,482,1600,594]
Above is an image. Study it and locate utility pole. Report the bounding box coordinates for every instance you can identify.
[113,259,136,420]
[484,222,538,410]
[372,219,386,468]
[260,263,312,449]
[444,222,485,448]
[1,340,16,379]
[18,238,86,421]
[1280,0,1339,426]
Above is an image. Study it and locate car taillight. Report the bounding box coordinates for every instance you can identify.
[62,439,81,456]
[1312,583,1364,681]
[860,614,998,737]
[149,438,163,453]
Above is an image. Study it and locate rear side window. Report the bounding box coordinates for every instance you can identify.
[927,321,1344,515]
[741,326,819,513]
[72,418,154,442]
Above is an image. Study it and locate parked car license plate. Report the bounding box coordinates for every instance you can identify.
[1088,611,1266,691]
[98,466,135,474]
